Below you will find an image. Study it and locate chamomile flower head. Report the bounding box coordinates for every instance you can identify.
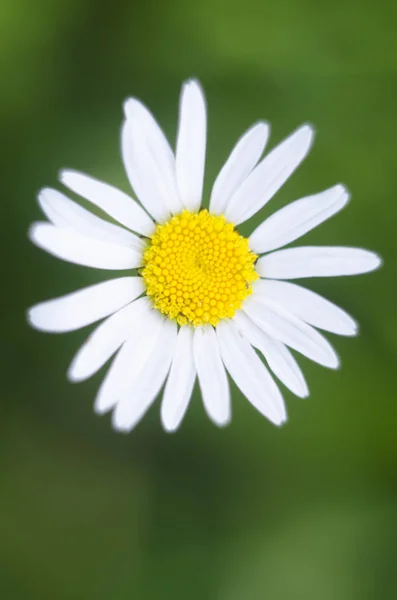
[28,79,382,433]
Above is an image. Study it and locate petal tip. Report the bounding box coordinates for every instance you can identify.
[252,120,271,141]
[213,413,232,428]
[28,222,42,245]
[93,397,109,415]
[162,421,178,434]
[346,322,359,337]
[358,250,383,273]
[371,252,383,271]
[111,407,132,432]
[112,422,130,434]
[297,123,316,151]
[296,381,310,398]
[300,122,316,136]
[59,169,81,189]
[37,187,50,201]
[123,97,140,120]
[334,183,351,204]
[93,406,103,416]
[160,409,178,433]
[58,169,71,182]
[181,78,206,105]
[111,414,124,431]
[184,77,202,89]
[66,365,81,384]
[272,410,288,427]
[26,306,39,330]
[36,189,52,215]
[261,120,271,136]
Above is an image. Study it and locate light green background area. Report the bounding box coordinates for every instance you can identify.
[2,0,396,598]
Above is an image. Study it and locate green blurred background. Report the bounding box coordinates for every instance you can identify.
[2,0,397,598]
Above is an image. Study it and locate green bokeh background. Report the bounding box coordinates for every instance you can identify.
[2,0,396,598]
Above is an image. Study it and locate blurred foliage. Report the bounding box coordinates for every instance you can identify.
[1,0,396,598]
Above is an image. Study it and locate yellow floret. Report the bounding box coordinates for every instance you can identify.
[141,210,259,326]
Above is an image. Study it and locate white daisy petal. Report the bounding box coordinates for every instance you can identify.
[233,311,308,398]
[28,277,144,333]
[121,120,171,223]
[94,341,132,415]
[175,79,207,212]
[249,184,349,254]
[29,222,143,270]
[244,296,339,369]
[123,98,184,216]
[59,170,155,237]
[161,326,196,432]
[254,279,357,336]
[38,188,144,250]
[217,320,286,425]
[193,326,230,427]
[224,124,314,225]
[112,319,177,432]
[68,298,148,382]
[209,122,270,215]
[257,246,382,279]
[94,301,162,415]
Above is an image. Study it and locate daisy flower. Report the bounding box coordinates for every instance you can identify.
[28,79,381,433]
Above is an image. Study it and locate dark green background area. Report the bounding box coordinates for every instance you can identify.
[1,0,396,598]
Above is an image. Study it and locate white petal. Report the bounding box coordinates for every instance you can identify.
[217,320,286,426]
[209,122,270,215]
[112,319,177,432]
[193,326,230,426]
[94,302,162,415]
[233,311,308,398]
[68,298,148,382]
[28,277,144,333]
[121,118,172,224]
[224,124,314,225]
[38,188,144,250]
[94,341,131,415]
[257,246,382,279]
[161,326,196,432]
[123,98,184,216]
[59,170,155,237]
[249,184,349,254]
[244,296,339,369]
[175,79,207,212]
[29,222,143,270]
[254,279,358,336]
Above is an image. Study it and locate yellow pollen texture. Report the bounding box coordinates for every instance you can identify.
[142,210,259,327]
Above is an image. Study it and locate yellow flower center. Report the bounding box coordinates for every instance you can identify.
[142,210,259,327]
